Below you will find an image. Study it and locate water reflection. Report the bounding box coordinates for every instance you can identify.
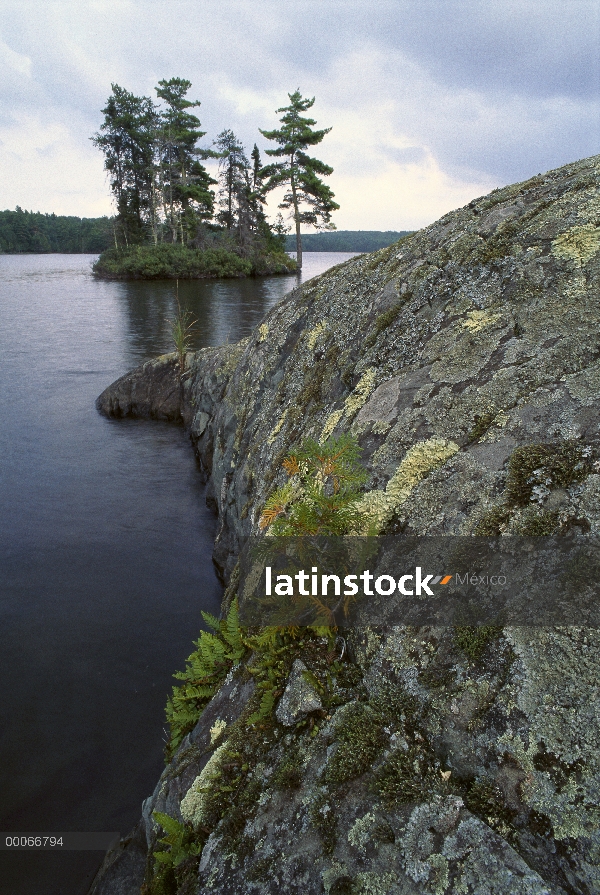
[111,252,358,368]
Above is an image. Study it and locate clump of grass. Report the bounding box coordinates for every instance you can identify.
[170,290,197,375]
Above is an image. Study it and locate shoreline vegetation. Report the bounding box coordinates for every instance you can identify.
[0,210,411,259]
[92,242,296,279]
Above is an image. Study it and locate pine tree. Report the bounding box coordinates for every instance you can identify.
[155,78,218,244]
[259,90,339,268]
[92,84,158,246]
[214,129,251,236]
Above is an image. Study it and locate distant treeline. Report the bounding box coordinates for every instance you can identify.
[0,210,411,257]
[0,208,114,254]
[285,230,411,253]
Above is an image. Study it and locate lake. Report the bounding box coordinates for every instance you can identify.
[0,252,358,895]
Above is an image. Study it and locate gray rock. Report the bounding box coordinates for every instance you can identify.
[87,821,147,895]
[276,659,323,726]
[96,153,600,894]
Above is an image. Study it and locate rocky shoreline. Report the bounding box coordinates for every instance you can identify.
[92,154,600,895]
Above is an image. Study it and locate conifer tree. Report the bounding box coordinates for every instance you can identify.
[92,84,157,246]
[214,129,249,232]
[259,90,339,268]
[155,78,218,244]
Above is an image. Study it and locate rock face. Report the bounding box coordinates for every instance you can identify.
[275,659,323,726]
[95,155,600,895]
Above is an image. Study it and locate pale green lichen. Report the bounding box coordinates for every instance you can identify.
[306,320,328,350]
[344,368,377,418]
[320,409,344,441]
[561,272,588,299]
[428,854,450,895]
[371,419,392,435]
[462,310,502,333]
[258,323,269,342]
[209,719,227,744]
[354,871,397,895]
[267,408,288,444]
[552,224,600,266]
[499,628,600,843]
[180,742,228,829]
[357,438,460,533]
[348,811,377,853]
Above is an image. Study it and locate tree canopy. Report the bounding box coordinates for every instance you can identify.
[91,81,339,266]
[259,90,339,268]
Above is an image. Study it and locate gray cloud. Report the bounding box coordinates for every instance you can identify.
[0,0,598,224]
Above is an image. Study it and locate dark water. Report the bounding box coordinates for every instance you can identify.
[0,252,357,895]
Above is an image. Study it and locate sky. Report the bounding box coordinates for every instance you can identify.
[1,0,599,231]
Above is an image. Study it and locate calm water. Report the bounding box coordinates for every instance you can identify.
[0,252,357,895]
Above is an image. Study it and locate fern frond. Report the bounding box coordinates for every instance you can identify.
[200,610,221,634]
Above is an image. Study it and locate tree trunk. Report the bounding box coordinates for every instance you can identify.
[295,217,302,269]
[290,161,302,269]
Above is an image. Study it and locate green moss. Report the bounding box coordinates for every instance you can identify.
[310,791,338,855]
[505,441,591,507]
[365,303,405,349]
[513,506,559,536]
[473,506,512,536]
[329,877,354,895]
[374,745,436,807]
[246,856,275,882]
[362,243,398,273]
[449,234,487,265]
[467,411,496,443]
[324,686,419,785]
[479,219,523,262]
[419,663,456,691]
[454,626,502,662]
[273,746,304,789]
[464,778,516,837]
[324,703,388,784]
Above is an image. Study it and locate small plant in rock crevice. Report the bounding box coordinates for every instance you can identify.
[259,433,368,536]
[170,288,198,375]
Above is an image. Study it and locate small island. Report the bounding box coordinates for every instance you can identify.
[92,80,339,278]
[92,241,295,280]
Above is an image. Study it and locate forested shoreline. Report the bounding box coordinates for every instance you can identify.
[284,230,411,252]
[0,208,113,254]
[0,209,408,257]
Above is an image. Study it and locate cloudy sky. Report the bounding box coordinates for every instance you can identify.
[1,0,599,230]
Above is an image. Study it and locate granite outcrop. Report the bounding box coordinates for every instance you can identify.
[93,154,600,895]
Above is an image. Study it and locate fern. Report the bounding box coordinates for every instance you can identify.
[164,599,247,760]
[152,810,201,868]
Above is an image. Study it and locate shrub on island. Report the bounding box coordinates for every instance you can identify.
[92,243,296,280]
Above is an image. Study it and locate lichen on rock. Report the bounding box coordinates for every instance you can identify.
[95,152,600,895]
